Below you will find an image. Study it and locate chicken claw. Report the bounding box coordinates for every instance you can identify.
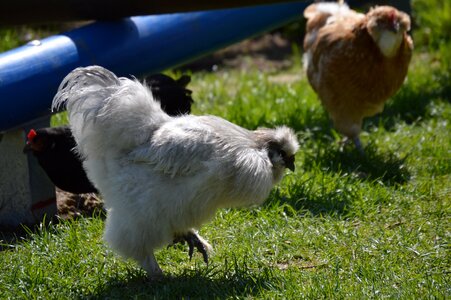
[173,230,211,264]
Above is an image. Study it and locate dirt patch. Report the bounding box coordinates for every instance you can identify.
[181,33,300,72]
[56,189,104,220]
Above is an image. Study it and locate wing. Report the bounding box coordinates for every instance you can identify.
[126,116,221,178]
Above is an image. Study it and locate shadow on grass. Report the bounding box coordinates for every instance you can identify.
[304,141,411,186]
[266,140,410,217]
[267,176,352,217]
[89,260,279,299]
[0,210,106,252]
[366,63,450,131]
[0,217,59,251]
[366,88,433,132]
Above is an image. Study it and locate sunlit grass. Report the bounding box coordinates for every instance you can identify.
[1,45,449,298]
[1,0,450,298]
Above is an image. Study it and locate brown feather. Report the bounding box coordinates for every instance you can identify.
[303,3,413,139]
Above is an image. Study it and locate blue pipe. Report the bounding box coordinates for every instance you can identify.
[0,1,307,132]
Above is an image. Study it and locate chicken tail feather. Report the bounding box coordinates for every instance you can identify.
[52,65,170,158]
[304,1,350,19]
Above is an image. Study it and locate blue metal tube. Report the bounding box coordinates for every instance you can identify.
[0,1,307,132]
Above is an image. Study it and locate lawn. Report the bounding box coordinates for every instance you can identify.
[1,1,450,299]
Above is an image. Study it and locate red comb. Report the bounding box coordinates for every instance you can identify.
[388,10,396,21]
[27,129,37,141]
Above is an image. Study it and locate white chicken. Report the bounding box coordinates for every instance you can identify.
[52,66,299,278]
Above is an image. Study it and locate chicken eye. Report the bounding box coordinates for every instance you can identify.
[279,149,287,157]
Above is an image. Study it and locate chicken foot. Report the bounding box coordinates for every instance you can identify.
[172,230,211,264]
[339,136,365,155]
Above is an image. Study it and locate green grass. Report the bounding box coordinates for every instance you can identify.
[1,1,450,299]
[1,50,449,299]
[411,0,451,49]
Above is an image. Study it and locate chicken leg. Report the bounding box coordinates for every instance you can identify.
[141,252,163,280]
[353,136,365,155]
[339,136,365,155]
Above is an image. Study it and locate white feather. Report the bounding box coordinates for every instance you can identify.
[376,30,404,58]
[315,2,350,16]
[52,65,299,277]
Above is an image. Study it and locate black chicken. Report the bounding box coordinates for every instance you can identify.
[24,126,97,194]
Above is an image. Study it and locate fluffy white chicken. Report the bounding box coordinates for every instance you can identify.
[52,66,299,278]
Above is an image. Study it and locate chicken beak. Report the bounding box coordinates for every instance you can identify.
[284,156,295,172]
[391,21,400,33]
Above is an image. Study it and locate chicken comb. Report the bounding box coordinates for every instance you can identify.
[27,129,37,141]
[388,9,397,22]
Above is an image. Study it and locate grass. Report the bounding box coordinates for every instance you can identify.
[1,1,450,299]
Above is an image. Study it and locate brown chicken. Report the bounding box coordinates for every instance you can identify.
[303,1,413,151]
